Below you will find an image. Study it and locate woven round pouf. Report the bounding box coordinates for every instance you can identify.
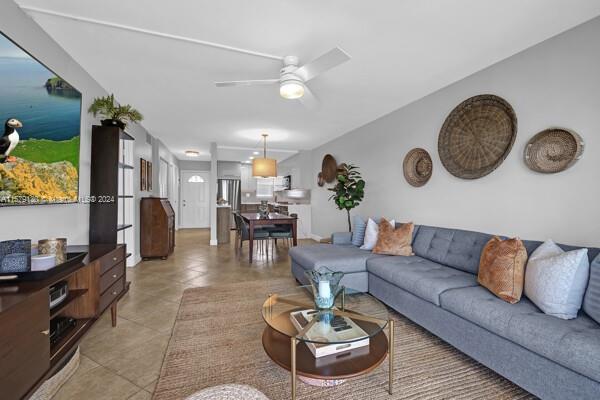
[524,128,584,173]
[438,94,517,179]
[403,148,432,187]
[184,384,269,400]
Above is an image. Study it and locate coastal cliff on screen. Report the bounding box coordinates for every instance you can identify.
[0,32,80,205]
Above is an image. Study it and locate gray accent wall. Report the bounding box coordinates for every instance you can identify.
[0,1,178,264]
[307,17,600,247]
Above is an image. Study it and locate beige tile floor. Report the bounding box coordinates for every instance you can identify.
[52,228,311,400]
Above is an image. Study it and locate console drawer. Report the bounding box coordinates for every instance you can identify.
[99,276,125,313]
[100,262,125,294]
[98,247,125,275]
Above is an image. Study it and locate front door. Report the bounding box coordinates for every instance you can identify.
[180,171,210,228]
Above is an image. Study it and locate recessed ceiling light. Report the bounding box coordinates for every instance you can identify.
[249,156,255,160]
[185,150,200,157]
[253,151,260,155]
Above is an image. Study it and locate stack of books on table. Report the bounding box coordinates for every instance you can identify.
[290,309,370,358]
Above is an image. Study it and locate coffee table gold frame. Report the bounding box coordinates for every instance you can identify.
[264,288,394,400]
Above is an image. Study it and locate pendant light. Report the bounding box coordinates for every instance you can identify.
[252,133,277,177]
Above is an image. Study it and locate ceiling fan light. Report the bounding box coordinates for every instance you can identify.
[280,81,304,99]
[252,158,277,177]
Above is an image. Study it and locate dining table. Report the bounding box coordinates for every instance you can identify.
[241,212,297,263]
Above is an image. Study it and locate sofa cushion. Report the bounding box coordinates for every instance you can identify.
[440,286,540,338]
[289,244,384,274]
[366,256,478,306]
[412,225,492,274]
[440,285,600,382]
[508,311,600,382]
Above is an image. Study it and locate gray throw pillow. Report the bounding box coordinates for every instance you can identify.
[524,240,589,320]
[583,254,600,324]
[351,215,367,247]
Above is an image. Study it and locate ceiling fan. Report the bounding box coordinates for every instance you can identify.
[215,47,351,109]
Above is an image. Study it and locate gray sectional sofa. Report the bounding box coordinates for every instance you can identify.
[289,224,600,400]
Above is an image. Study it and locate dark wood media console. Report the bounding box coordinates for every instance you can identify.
[0,244,128,400]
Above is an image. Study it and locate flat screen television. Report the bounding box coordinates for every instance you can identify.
[0,31,81,206]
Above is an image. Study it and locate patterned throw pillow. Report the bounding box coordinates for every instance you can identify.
[478,236,527,304]
[372,219,414,256]
[351,215,367,247]
[525,240,589,319]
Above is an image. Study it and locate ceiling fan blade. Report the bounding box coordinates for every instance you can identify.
[299,85,319,110]
[294,47,351,82]
[215,79,279,87]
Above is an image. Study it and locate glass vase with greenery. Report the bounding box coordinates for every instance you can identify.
[328,163,365,231]
[88,94,143,129]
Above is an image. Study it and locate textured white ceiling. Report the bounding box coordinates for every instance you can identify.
[16,0,600,161]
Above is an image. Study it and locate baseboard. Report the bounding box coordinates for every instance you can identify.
[210,239,218,246]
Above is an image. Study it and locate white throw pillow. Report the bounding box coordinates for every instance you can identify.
[524,239,589,320]
[360,218,395,251]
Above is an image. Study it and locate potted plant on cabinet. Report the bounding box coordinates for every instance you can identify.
[88,94,143,129]
[328,163,365,231]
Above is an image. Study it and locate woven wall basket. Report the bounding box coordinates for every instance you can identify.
[524,128,584,173]
[438,94,518,179]
[403,148,432,187]
[321,154,338,183]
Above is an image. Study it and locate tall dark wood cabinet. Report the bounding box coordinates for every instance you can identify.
[89,125,134,245]
[88,125,131,327]
[140,197,175,259]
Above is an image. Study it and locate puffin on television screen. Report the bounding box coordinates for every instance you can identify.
[0,31,81,206]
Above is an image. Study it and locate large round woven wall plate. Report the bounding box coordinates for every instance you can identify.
[403,148,432,187]
[524,128,584,173]
[438,94,517,179]
[321,154,338,183]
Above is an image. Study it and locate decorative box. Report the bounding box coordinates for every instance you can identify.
[0,239,31,273]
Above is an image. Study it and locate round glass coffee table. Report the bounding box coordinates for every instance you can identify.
[261,286,394,400]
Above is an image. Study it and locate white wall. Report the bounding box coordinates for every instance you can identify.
[309,17,600,247]
[0,1,179,264]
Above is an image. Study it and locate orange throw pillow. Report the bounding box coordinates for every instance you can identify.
[372,219,414,256]
[478,236,528,304]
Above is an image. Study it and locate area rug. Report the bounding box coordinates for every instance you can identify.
[153,278,535,400]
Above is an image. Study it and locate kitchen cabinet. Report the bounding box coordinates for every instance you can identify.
[240,164,256,192]
[287,204,311,239]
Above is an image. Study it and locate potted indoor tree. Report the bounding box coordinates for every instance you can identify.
[88,94,143,129]
[328,163,365,231]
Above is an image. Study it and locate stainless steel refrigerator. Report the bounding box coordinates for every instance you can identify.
[217,179,241,228]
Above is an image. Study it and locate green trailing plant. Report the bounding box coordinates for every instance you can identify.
[328,163,365,231]
[88,94,143,128]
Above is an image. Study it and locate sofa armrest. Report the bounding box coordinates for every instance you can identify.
[331,232,353,245]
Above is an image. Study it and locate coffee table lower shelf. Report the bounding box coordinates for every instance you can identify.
[262,324,393,399]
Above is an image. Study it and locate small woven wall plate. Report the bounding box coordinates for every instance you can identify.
[317,172,325,187]
[524,128,584,173]
[403,148,432,187]
[438,94,517,179]
[321,154,338,183]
